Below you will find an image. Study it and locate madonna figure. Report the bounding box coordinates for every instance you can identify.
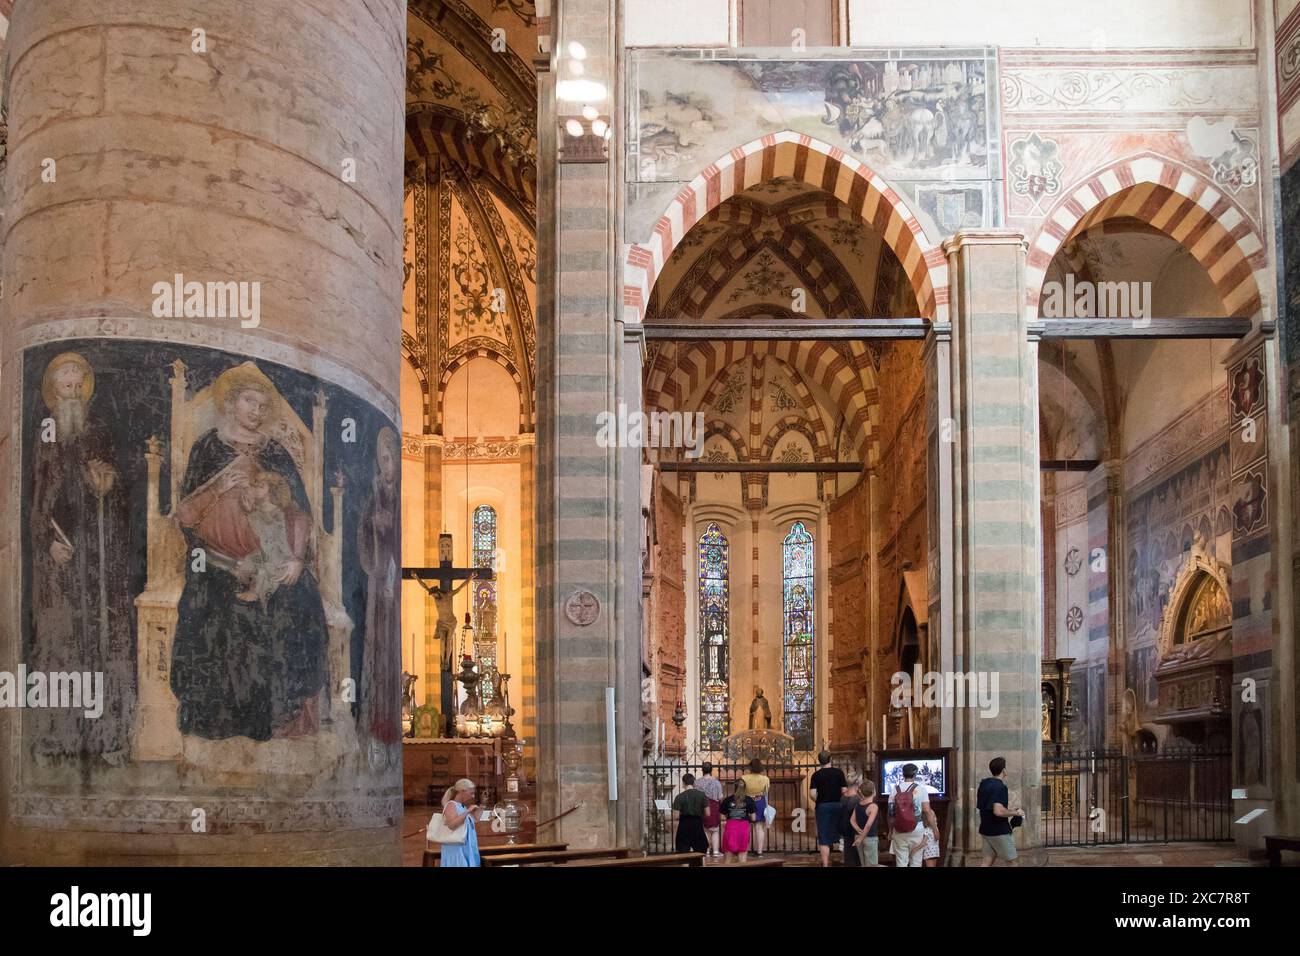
[170,363,329,741]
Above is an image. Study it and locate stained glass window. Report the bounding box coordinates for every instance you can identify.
[473,505,497,569]
[698,522,730,750]
[782,521,815,751]
[472,505,498,673]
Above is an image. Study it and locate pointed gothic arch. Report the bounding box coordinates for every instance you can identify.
[1026,152,1268,320]
[624,131,947,325]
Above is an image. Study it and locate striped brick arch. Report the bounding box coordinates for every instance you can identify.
[623,131,947,325]
[401,332,431,433]
[647,340,871,460]
[406,107,535,214]
[1026,152,1268,319]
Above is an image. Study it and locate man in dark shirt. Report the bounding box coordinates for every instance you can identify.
[671,773,710,853]
[976,756,1023,866]
[809,750,847,867]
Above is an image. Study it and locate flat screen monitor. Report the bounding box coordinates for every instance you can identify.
[879,755,947,798]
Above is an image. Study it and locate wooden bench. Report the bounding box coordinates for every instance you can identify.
[423,841,568,868]
[712,856,784,867]
[1264,835,1300,867]
[561,852,705,868]
[483,847,635,867]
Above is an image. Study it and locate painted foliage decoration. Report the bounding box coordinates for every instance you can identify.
[782,521,815,751]
[698,522,730,749]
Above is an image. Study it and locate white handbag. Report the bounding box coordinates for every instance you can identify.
[427,809,468,845]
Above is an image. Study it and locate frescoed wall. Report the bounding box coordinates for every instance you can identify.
[15,339,400,832]
[625,49,1001,240]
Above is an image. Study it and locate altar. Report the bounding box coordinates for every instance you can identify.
[403,737,503,806]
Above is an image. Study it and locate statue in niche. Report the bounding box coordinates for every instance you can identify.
[748,686,772,730]
[170,363,329,741]
[29,351,136,762]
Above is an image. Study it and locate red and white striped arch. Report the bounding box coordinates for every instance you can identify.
[1026,152,1268,320]
[646,340,874,461]
[624,131,947,325]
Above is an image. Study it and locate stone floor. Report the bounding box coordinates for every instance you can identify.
[403,806,1278,867]
[1042,843,1266,866]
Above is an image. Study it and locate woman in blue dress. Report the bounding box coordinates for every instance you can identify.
[438,779,481,867]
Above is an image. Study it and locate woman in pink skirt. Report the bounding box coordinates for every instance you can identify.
[718,780,758,862]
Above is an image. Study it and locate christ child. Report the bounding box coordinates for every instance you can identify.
[234,470,297,604]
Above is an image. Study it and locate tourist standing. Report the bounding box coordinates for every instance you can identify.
[436,779,481,868]
[740,758,772,856]
[672,773,711,854]
[977,756,1023,867]
[887,763,938,867]
[719,780,758,863]
[697,761,724,857]
[850,779,881,866]
[809,750,847,867]
[839,775,863,866]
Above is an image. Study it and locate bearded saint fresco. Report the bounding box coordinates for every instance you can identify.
[28,352,136,761]
[170,363,330,741]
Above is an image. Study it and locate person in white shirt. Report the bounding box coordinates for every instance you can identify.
[887,763,939,867]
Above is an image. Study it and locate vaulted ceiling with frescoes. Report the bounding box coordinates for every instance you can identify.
[403,0,538,437]
[645,178,920,474]
[646,177,916,325]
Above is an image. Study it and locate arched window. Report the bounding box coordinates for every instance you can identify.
[698,522,730,750]
[782,521,815,750]
[472,505,498,666]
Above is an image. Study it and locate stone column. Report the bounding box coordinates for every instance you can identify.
[518,433,537,774]
[1102,459,1127,749]
[939,231,1044,866]
[1041,476,1057,663]
[0,0,405,865]
[424,436,444,714]
[535,0,640,847]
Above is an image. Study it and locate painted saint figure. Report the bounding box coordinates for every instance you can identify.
[358,427,401,747]
[170,363,329,741]
[29,352,136,761]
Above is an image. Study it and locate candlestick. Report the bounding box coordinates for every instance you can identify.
[881,713,887,749]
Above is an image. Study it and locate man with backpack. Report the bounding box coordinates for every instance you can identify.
[888,762,938,867]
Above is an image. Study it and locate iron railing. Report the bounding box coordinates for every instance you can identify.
[642,753,868,855]
[1042,746,1231,847]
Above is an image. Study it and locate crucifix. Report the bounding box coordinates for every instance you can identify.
[403,532,494,736]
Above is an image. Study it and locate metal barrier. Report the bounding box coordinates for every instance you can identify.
[1042,746,1231,846]
[643,754,868,855]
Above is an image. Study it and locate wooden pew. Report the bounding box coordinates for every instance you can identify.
[1264,835,1300,867]
[561,852,705,868]
[483,847,635,867]
[711,856,784,867]
[423,842,568,868]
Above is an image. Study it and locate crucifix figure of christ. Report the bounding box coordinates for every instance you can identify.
[402,533,494,736]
